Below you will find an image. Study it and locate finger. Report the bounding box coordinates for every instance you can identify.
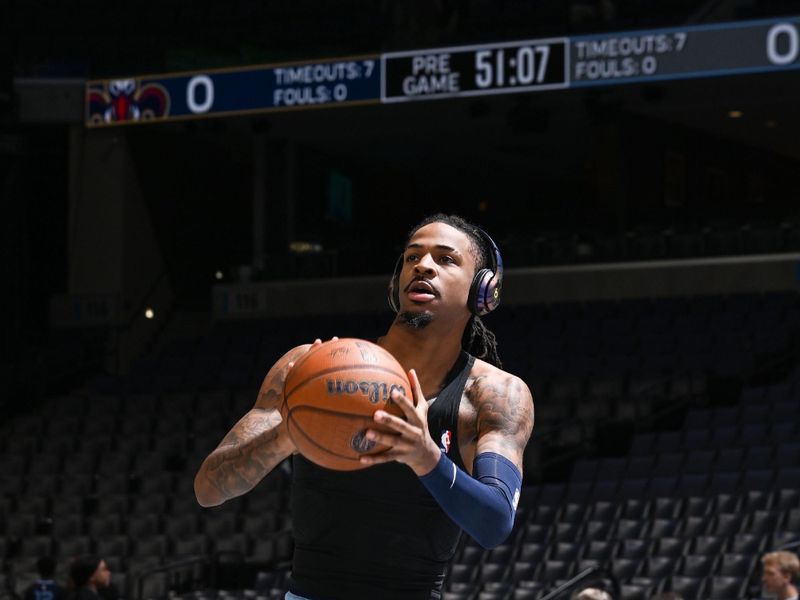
[312,338,322,346]
[374,409,420,436]
[364,429,406,448]
[390,388,416,417]
[384,391,423,428]
[287,361,295,371]
[331,336,339,342]
[360,451,401,466]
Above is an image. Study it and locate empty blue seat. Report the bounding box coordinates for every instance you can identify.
[689,535,726,556]
[742,446,773,470]
[627,456,655,479]
[649,476,678,497]
[708,472,739,494]
[729,533,764,554]
[741,469,775,491]
[705,575,746,599]
[776,467,800,490]
[678,554,715,577]
[665,575,704,600]
[685,450,715,474]
[715,448,744,472]
[777,442,800,465]
[717,553,755,576]
[651,537,686,558]
[678,474,709,497]
[654,452,684,477]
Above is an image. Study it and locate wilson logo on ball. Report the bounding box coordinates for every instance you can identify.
[326,379,407,404]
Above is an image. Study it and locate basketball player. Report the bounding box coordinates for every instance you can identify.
[195,214,534,599]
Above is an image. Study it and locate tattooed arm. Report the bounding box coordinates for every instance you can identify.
[363,367,534,548]
[473,373,535,473]
[194,343,312,507]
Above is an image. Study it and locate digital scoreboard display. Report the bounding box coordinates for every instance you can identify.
[85,56,380,126]
[570,17,800,86]
[86,16,800,127]
[382,39,568,102]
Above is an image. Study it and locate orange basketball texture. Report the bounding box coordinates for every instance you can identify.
[282,338,409,471]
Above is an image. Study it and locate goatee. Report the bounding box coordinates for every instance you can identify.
[398,310,434,330]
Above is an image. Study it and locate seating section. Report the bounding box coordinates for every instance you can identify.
[438,382,798,600]
[0,291,798,599]
[503,218,800,268]
[0,389,293,598]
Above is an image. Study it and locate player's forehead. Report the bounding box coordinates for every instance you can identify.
[407,222,471,253]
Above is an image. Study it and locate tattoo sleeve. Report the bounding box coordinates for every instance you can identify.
[194,345,308,507]
[473,376,535,471]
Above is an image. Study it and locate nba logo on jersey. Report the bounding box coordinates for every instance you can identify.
[439,430,452,454]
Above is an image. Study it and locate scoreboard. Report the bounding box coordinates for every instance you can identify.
[86,15,800,126]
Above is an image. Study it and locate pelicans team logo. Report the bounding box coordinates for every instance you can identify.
[87,79,170,125]
[439,430,452,454]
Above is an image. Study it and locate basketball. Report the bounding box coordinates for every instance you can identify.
[282,338,410,471]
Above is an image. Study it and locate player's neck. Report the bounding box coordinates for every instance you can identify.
[379,319,466,396]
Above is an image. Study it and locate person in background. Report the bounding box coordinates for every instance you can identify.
[67,556,111,600]
[574,588,613,600]
[24,557,66,600]
[762,551,800,600]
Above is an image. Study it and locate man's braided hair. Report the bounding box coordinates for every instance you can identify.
[406,214,502,368]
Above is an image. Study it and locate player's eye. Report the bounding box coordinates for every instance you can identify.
[439,255,455,264]
[405,254,419,262]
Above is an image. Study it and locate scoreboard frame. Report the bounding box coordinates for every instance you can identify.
[85,15,800,127]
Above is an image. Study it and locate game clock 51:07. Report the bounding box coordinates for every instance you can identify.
[475,44,558,89]
[382,39,568,102]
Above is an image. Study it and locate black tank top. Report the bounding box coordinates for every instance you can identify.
[288,351,476,600]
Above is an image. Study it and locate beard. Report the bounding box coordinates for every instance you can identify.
[398,310,434,330]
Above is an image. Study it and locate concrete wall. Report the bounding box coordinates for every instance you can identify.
[59,126,174,373]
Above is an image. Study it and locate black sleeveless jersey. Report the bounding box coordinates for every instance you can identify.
[288,351,476,600]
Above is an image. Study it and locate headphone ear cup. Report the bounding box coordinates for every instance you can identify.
[387,274,399,313]
[469,268,501,316]
[387,254,403,313]
[468,268,491,315]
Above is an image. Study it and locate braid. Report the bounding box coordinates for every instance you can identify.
[462,315,502,368]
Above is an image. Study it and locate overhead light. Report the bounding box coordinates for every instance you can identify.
[728,110,743,119]
[765,120,777,128]
[145,308,155,320]
[215,270,224,280]
[289,241,323,253]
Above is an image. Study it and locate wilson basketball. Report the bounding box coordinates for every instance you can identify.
[282,338,410,471]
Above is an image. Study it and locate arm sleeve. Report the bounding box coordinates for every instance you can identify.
[418,451,522,549]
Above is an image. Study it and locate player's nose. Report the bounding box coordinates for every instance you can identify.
[414,253,437,273]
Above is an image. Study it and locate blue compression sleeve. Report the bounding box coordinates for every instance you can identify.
[419,451,522,548]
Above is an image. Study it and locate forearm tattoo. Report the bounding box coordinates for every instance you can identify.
[197,355,299,504]
[203,409,284,499]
